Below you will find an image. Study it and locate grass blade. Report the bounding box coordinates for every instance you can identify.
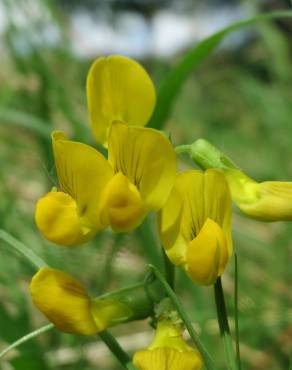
[149,10,292,130]
[0,229,47,269]
[0,324,54,359]
[0,108,51,139]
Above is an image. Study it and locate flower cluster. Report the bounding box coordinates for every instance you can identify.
[29,55,292,370]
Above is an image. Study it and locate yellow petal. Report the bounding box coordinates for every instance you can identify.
[159,169,232,269]
[148,320,193,352]
[99,172,145,232]
[133,320,203,370]
[52,131,114,229]
[203,169,232,256]
[225,169,292,221]
[133,348,203,370]
[30,267,98,335]
[35,191,95,246]
[158,187,186,266]
[108,122,176,212]
[86,55,156,145]
[186,218,229,285]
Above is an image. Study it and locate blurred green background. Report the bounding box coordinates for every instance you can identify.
[0,0,292,369]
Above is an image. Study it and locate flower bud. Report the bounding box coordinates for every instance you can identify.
[225,169,292,221]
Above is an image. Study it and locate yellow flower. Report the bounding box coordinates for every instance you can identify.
[224,169,292,221]
[133,320,203,370]
[159,169,232,286]
[30,267,133,335]
[35,122,176,246]
[86,55,156,146]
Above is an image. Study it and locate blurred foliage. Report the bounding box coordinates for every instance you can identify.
[0,1,292,370]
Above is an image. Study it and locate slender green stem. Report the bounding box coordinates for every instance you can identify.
[0,229,47,269]
[234,254,242,370]
[96,282,145,300]
[162,248,175,290]
[214,277,237,370]
[175,144,191,154]
[0,324,54,359]
[149,264,216,370]
[99,331,137,370]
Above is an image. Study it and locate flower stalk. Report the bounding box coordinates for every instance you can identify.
[214,277,237,370]
[149,264,216,370]
[99,330,137,370]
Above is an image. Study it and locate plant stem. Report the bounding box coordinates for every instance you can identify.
[162,248,175,290]
[214,277,237,370]
[0,229,47,269]
[234,254,242,370]
[149,264,216,370]
[0,324,54,359]
[99,331,137,370]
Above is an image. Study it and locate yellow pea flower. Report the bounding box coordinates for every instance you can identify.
[224,169,292,221]
[86,55,156,146]
[35,122,176,246]
[159,169,232,286]
[30,267,132,335]
[133,320,203,370]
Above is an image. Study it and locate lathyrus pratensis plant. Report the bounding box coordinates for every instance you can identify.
[3,54,292,370]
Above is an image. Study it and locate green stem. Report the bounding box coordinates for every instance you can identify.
[0,324,54,359]
[214,277,237,370]
[96,282,145,300]
[0,229,47,269]
[234,254,242,370]
[99,331,137,370]
[149,264,215,370]
[162,248,175,290]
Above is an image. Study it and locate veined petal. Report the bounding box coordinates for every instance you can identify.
[203,169,232,256]
[108,122,176,212]
[133,348,203,370]
[159,170,232,261]
[35,191,95,246]
[133,320,203,370]
[186,218,229,286]
[52,131,114,230]
[86,55,156,145]
[158,187,186,266]
[30,267,98,335]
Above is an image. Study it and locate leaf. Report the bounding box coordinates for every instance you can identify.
[149,10,292,130]
[0,108,51,139]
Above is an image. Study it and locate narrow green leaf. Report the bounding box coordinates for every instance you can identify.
[0,108,51,139]
[149,10,292,130]
[0,324,54,359]
[0,229,47,269]
[149,264,216,370]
